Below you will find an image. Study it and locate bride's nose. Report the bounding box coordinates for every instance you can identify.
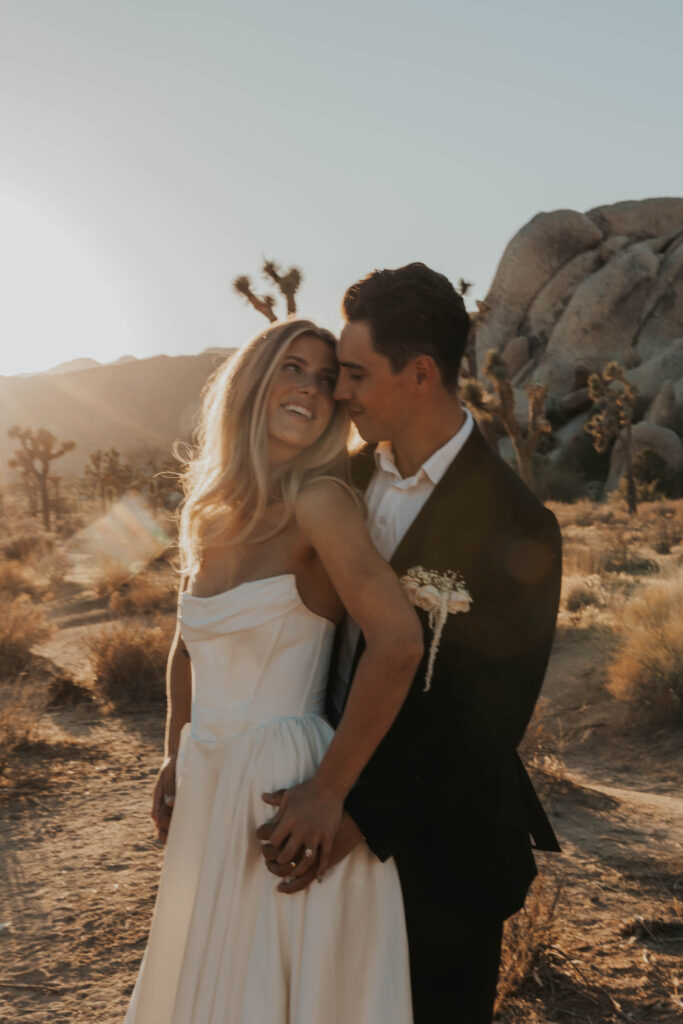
[297,372,318,394]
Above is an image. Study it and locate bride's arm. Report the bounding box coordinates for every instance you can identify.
[151,624,192,843]
[266,480,423,875]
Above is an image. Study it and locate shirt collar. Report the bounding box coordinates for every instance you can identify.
[373,408,474,486]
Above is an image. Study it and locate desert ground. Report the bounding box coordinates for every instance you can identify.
[1,497,682,1023]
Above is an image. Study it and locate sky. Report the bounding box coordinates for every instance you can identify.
[1,0,682,376]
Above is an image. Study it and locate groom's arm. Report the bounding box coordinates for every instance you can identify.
[260,505,561,889]
[345,507,562,862]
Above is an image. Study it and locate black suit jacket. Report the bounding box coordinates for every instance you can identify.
[327,425,562,929]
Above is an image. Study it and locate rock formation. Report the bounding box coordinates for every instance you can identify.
[474,198,683,494]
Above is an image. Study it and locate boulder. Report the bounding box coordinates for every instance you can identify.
[605,421,683,492]
[526,248,603,343]
[502,335,530,377]
[475,210,603,368]
[511,357,537,387]
[625,338,683,401]
[645,381,677,429]
[586,198,683,239]
[539,242,659,396]
[561,387,592,417]
[552,409,593,453]
[599,235,631,259]
[635,241,683,358]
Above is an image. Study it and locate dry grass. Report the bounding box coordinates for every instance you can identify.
[496,858,564,1013]
[87,618,172,706]
[0,679,44,776]
[0,559,50,599]
[90,557,138,597]
[605,572,683,726]
[1,532,51,563]
[109,571,178,616]
[562,573,609,612]
[0,595,53,678]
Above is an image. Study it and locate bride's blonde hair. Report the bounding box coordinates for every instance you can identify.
[177,318,352,576]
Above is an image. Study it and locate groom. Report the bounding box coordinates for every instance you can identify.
[258,262,562,1023]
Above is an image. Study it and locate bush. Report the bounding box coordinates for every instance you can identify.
[0,596,53,678]
[0,560,48,599]
[496,858,564,1013]
[87,619,172,706]
[90,558,135,597]
[606,573,683,726]
[109,572,178,616]
[563,574,607,612]
[0,680,43,776]
[2,533,51,562]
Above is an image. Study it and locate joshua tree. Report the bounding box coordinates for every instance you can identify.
[84,448,133,508]
[232,259,303,322]
[585,361,637,514]
[465,350,551,492]
[458,376,500,454]
[8,426,75,530]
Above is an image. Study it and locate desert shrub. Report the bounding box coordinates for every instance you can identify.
[633,448,674,490]
[496,858,563,1012]
[602,530,659,574]
[650,514,683,555]
[0,560,48,599]
[109,572,178,616]
[90,557,135,597]
[563,429,611,484]
[606,573,683,726]
[0,680,43,776]
[0,596,53,678]
[2,533,51,562]
[87,619,171,705]
[36,550,70,588]
[562,574,607,612]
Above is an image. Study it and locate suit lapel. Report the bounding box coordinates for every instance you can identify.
[389,424,490,575]
[344,425,491,686]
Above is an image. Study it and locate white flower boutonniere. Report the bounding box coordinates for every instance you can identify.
[400,566,473,692]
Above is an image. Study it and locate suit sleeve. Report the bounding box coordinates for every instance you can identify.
[345,507,562,862]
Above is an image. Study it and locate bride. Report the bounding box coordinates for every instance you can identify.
[125,318,421,1023]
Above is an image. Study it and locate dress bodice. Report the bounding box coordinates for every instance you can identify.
[178,574,335,744]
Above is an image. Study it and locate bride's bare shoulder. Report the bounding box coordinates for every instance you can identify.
[294,477,362,525]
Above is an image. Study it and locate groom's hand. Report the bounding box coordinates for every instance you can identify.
[256,802,364,894]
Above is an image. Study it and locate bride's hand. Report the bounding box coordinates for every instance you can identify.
[261,780,344,879]
[151,755,176,845]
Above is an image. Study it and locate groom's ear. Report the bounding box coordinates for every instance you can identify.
[412,354,440,392]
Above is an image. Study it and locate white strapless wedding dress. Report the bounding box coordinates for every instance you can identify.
[125,574,412,1024]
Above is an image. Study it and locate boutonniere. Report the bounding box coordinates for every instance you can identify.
[400,566,473,692]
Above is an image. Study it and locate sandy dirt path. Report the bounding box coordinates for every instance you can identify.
[1,615,682,1023]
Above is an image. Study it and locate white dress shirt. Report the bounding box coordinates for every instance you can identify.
[332,409,474,716]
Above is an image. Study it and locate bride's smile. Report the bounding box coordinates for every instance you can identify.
[266,333,339,464]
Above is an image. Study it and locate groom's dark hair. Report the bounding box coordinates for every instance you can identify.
[341,262,470,391]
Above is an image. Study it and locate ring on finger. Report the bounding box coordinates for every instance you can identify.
[304,847,314,859]
[289,860,297,870]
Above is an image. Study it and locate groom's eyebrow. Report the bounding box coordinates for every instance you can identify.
[339,360,366,370]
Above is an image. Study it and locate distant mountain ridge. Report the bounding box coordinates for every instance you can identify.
[0,348,235,481]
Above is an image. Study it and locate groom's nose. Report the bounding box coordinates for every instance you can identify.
[334,370,352,402]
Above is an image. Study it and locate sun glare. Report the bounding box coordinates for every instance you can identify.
[0,192,136,376]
